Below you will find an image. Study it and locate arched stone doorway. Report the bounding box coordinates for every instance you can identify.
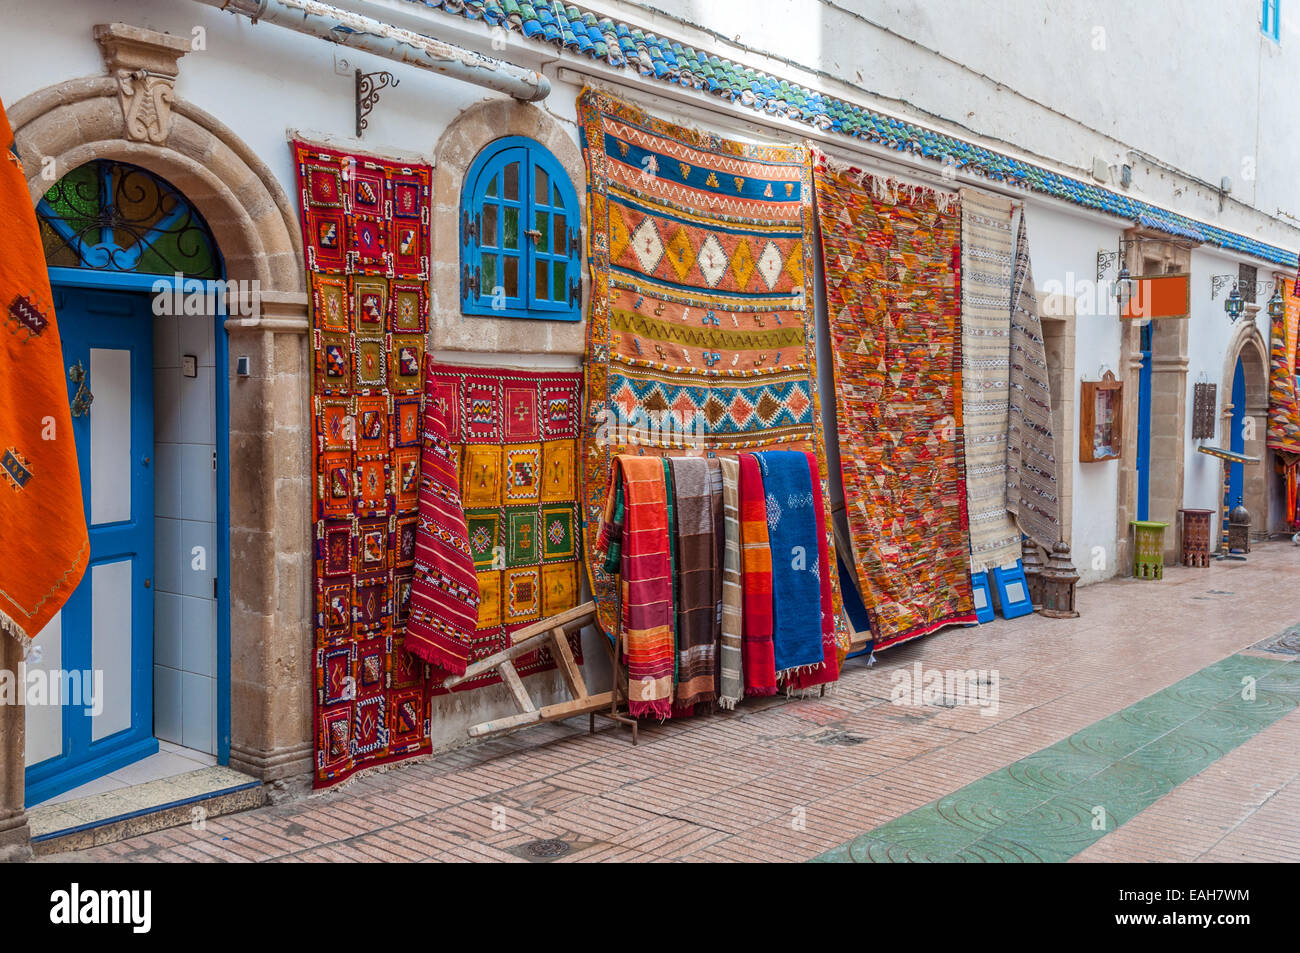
[1219,317,1270,543]
[2,64,312,858]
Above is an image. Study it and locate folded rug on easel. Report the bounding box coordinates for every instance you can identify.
[0,99,88,647]
[756,450,825,678]
[599,455,675,718]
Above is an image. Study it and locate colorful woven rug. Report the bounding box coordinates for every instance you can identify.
[1267,277,1300,455]
[1006,213,1061,550]
[959,188,1022,573]
[295,139,435,787]
[599,455,675,717]
[577,89,844,658]
[0,99,89,646]
[424,362,584,694]
[404,356,479,674]
[812,154,976,648]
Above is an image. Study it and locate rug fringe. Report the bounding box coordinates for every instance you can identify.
[0,608,34,658]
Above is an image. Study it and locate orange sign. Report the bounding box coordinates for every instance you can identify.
[1121,273,1191,320]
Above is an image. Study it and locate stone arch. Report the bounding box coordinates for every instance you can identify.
[10,76,303,293]
[430,96,587,356]
[1220,314,1271,533]
[6,76,315,793]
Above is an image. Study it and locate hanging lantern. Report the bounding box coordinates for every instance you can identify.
[1115,265,1135,310]
[1268,285,1286,321]
[1228,497,1252,555]
[1225,285,1244,321]
[1038,541,1080,619]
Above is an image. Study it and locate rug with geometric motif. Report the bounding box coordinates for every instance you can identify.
[424,363,585,694]
[294,139,436,788]
[577,88,844,653]
[812,152,976,649]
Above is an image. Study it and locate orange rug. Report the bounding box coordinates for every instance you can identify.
[0,98,88,647]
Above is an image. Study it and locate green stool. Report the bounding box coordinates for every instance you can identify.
[1130,520,1169,579]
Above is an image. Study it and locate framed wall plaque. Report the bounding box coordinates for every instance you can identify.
[1080,370,1123,462]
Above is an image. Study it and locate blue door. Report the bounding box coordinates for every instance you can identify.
[1135,322,1153,521]
[1228,356,1246,532]
[24,285,158,805]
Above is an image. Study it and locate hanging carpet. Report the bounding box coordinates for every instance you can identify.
[811,153,976,649]
[296,139,436,787]
[577,88,845,660]
[958,188,1022,573]
[0,98,89,646]
[1006,212,1062,550]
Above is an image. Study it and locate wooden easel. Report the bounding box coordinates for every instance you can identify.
[441,600,639,743]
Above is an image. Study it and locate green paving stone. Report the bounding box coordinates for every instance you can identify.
[1004,747,1111,794]
[813,655,1297,863]
[982,794,1102,860]
[935,773,1053,826]
[846,804,981,861]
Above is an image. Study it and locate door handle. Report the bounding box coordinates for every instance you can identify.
[68,360,94,417]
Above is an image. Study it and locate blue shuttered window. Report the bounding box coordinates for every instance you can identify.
[1263,0,1281,41]
[461,137,581,320]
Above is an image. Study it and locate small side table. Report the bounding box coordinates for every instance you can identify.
[1130,520,1170,580]
[1179,508,1214,568]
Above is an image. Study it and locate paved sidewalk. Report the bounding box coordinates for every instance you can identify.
[51,544,1300,863]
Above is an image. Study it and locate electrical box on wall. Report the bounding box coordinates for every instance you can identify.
[182,354,197,378]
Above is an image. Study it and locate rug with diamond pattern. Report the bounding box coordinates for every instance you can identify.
[577,89,843,649]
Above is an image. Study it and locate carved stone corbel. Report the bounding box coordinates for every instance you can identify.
[94,22,191,145]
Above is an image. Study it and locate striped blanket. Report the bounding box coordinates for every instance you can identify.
[669,456,720,710]
[738,453,778,696]
[600,455,675,718]
[405,357,480,673]
[788,450,839,691]
[717,457,745,708]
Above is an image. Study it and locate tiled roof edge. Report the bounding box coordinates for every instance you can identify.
[406,0,1298,268]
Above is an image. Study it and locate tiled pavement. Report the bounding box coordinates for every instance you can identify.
[50,544,1300,863]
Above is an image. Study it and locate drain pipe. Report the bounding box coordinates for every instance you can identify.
[193,0,550,101]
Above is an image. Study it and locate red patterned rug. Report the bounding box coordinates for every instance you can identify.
[294,139,436,788]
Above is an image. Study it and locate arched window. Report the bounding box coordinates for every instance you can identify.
[36,159,221,278]
[461,137,581,320]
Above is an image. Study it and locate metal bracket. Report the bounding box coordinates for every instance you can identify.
[356,68,400,138]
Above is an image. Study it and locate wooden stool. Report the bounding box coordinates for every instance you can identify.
[1130,520,1169,579]
[1179,508,1214,567]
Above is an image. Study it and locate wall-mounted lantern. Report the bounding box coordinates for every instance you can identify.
[1224,285,1244,321]
[1268,284,1286,321]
